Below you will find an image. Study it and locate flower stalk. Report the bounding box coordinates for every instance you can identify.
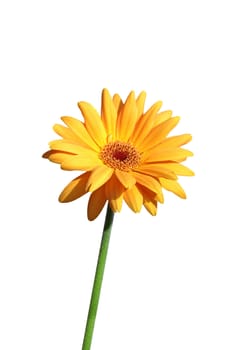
[82,204,114,350]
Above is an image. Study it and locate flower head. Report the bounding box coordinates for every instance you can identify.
[43,89,194,220]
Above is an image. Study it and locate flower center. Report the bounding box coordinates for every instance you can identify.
[100,141,141,171]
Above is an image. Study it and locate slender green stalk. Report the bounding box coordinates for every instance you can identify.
[82,204,114,350]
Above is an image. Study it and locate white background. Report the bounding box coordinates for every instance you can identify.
[0,0,232,349]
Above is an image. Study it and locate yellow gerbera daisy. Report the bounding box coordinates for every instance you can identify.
[43,89,194,220]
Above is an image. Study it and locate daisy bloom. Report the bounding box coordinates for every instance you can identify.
[43,88,194,349]
[43,88,194,220]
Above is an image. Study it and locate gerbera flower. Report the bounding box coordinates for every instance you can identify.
[43,89,194,220]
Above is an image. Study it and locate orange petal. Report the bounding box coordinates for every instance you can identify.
[137,164,177,180]
[61,154,102,171]
[137,182,164,204]
[101,88,117,139]
[138,186,158,215]
[144,148,193,163]
[53,124,76,140]
[59,172,90,202]
[43,150,74,164]
[77,102,107,147]
[159,178,187,199]
[116,91,138,141]
[105,174,124,212]
[138,117,180,152]
[153,110,172,127]
[109,196,123,213]
[154,134,192,150]
[130,101,162,145]
[49,140,96,155]
[152,162,194,176]
[42,150,54,159]
[112,93,123,113]
[115,169,136,188]
[61,117,100,151]
[133,171,162,195]
[123,185,143,213]
[136,91,146,119]
[143,200,157,215]
[144,101,163,117]
[87,187,107,220]
[86,165,114,192]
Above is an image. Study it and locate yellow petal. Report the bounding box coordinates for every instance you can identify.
[59,172,90,202]
[61,117,100,151]
[112,93,123,112]
[49,140,96,155]
[123,185,143,213]
[78,102,107,147]
[105,174,124,212]
[139,186,158,215]
[87,187,107,220]
[109,196,123,213]
[138,117,180,152]
[152,162,194,176]
[133,171,162,195]
[61,154,102,171]
[159,178,187,199]
[144,148,193,162]
[136,182,164,204]
[44,150,74,164]
[143,200,157,215]
[154,134,192,150]
[42,150,54,159]
[130,101,162,145]
[144,100,163,117]
[86,165,114,192]
[137,164,177,180]
[101,88,117,139]
[116,91,138,141]
[153,110,172,127]
[115,169,136,188]
[137,184,158,215]
[136,91,146,119]
[53,124,76,140]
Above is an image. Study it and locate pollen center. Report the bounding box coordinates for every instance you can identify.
[100,141,141,171]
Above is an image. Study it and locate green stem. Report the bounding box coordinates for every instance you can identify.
[82,204,114,350]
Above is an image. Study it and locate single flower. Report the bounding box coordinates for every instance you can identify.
[43,89,194,220]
